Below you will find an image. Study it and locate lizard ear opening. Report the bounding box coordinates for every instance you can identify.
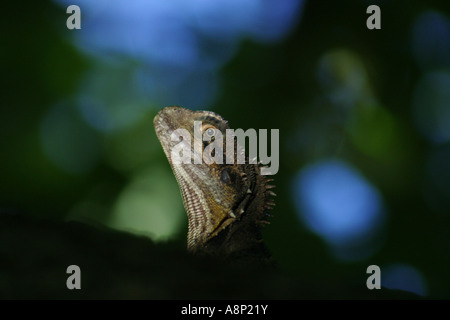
[220,167,234,184]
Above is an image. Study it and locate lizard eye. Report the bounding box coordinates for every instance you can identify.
[205,128,216,137]
[202,124,217,141]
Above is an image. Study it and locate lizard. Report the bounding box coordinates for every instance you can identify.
[153,106,276,263]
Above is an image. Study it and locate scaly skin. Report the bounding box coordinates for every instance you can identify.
[154,106,275,261]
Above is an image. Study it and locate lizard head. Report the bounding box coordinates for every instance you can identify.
[154,106,275,255]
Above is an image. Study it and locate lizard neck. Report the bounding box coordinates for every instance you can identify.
[192,165,274,264]
[200,224,272,264]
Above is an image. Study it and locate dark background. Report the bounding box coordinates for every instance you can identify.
[1,0,449,298]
